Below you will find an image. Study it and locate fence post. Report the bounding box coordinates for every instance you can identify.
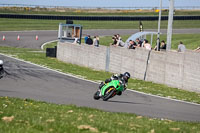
[167,0,174,50]
[105,47,110,72]
[58,23,62,39]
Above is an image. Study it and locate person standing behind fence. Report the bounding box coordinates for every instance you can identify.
[178,41,186,52]
[93,36,99,47]
[86,35,93,45]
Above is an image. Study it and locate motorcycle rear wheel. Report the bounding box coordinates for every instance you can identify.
[93,91,101,100]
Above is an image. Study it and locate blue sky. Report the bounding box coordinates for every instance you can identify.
[0,0,200,8]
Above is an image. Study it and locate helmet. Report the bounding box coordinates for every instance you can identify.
[0,60,3,65]
[123,72,130,82]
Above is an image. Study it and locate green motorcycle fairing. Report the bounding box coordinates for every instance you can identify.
[101,80,124,96]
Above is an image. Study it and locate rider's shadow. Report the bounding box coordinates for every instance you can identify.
[0,69,23,80]
[107,100,150,105]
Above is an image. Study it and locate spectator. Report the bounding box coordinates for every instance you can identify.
[178,41,186,52]
[128,40,137,49]
[143,39,151,50]
[111,36,117,46]
[96,36,100,46]
[118,40,125,47]
[116,34,121,46]
[154,40,166,51]
[116,34,125,47]
[116,34,121,44]
[86,35,93,45]
[93,36,99,47]
[194,46,200,52]
[136,38,143,47]
[160,40,167,50]
[84,35,88,43]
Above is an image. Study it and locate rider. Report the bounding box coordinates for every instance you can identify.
[99,72,131,95]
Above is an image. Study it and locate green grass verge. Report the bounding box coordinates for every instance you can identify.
[1,7,200,16]
[1,97,200,133]
[0,46,200,104]
[0,18,65,31]
[0,18,200,31]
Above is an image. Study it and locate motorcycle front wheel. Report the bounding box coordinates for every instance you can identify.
[102,87,116,101]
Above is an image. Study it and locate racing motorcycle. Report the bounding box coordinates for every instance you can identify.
[93,80,124,101]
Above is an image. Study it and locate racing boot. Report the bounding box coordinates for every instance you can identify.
[99,82,104,89]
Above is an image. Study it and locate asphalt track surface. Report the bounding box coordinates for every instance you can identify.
[0,54,200,122]
[1,29,200,49]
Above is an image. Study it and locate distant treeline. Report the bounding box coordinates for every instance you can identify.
[0,14,200,21]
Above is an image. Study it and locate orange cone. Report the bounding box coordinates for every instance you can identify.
[35,35,38,40]
[17,35,20,40]
[2,35,5,41]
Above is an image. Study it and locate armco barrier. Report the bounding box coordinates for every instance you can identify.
[0,14,200,21]
[57,42,200,92]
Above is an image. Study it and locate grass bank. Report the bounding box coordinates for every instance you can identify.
[0,18,200,31]
[0,46,200,104]
[1,97,200,133]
